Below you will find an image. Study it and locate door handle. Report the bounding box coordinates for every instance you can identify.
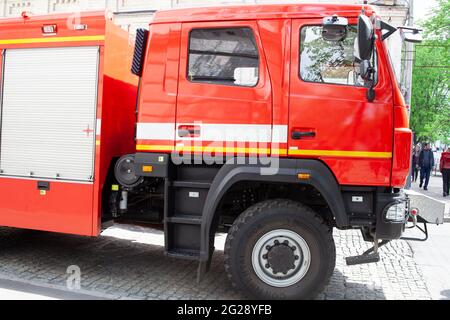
[178,125,200,138]
[292,131,316,140]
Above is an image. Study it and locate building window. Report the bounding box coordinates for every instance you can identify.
[188,27,259,87]
[300,25,377,87]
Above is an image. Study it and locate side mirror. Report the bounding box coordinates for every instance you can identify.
[403,32,422,43]
[357,14,375,61]
[399,26,423,43]
[322,15,348,41]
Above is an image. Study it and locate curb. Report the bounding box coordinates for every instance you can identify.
[0,273,118,300]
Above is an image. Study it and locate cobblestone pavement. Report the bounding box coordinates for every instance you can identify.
[0,224,432,300]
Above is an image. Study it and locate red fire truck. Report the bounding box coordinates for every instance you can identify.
[0,4,441,299]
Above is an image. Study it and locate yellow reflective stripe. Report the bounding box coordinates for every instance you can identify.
[175,146,270,154]
[136,145,174,151]
[136,145,273,153]
[0,35,105,45]
[136,145,391,159]
[288,149,392,159]
[271,149,288,156]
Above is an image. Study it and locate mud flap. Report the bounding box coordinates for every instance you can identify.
[196,244,215,283]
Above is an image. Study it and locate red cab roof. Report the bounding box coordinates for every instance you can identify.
[152,3,373,24]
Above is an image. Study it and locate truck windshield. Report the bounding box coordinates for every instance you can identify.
[386,44,402,85]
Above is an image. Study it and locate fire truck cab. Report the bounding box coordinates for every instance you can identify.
[0,4,441,299]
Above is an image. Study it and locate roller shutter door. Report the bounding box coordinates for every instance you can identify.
[0,46,99,181]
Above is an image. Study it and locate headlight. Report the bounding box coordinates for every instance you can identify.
[385,202,407,222]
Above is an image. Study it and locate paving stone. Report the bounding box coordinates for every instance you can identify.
[0,226,432,300]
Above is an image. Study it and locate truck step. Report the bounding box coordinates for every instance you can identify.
[166,249,200,261]
[345,252,380,266]
[166,215,202,225]
[171,180,211,189]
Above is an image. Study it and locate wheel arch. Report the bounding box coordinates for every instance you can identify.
[199,158,347,262]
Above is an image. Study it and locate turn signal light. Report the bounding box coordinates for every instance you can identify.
[142,165,153,173]
[297,173,310,180]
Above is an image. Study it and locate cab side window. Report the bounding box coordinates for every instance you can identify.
[299,25,377,87]
[188,27,259,87]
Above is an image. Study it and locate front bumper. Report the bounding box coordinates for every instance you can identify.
[374,191,408,240]
[404,189,446,225]
[373,188,446,240]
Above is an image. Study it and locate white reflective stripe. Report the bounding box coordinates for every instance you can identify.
[180,123,271,143]
[272,125,288,144]
[136,123,288,143]
[136,123,175,141]
[96,119,101,135]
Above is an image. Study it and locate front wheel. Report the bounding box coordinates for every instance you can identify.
[224,199,335,299]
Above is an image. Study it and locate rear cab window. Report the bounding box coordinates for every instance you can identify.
[188,27,259,87]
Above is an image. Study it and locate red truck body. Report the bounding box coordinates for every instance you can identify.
[0,11,138,236]
[136,4,410,187]
[0,4,420,299]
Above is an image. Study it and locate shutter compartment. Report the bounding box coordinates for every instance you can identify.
[0,46,99,182]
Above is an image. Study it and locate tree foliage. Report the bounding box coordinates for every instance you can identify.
[422,0,450,41]
[410,0,450,144]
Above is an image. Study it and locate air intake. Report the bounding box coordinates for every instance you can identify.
[131,28,149,77]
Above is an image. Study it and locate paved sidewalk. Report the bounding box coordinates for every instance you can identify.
[407,224,450,300]
[407,173,450,300]
[0,224,432,300]
[410,174,450,220]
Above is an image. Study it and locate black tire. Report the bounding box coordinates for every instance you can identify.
[224,199,335,300]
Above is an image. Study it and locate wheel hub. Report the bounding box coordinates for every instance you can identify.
[252,229,311,288]
[266,242,296,274]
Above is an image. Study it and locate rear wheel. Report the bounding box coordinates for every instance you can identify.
[224,199,335,299]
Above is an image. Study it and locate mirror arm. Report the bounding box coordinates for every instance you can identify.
[366,84,376,102]
[365,64,376,103]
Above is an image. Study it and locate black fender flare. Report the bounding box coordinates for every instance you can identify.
[199,158,348,261]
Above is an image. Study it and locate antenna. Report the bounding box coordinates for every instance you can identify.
[362,1,367,15]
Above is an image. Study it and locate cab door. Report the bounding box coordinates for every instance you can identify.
[175,21,272,157]
[289,18,394,186]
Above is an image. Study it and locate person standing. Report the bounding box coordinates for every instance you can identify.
[440,147,450,197]
[419,143,434,190]
[411,144,420,183]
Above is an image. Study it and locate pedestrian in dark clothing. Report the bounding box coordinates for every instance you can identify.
[440,148,450,197]
[411,145,420,182]
[419,143,434,190]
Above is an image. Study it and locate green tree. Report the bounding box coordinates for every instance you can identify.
[410,0,450,144]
